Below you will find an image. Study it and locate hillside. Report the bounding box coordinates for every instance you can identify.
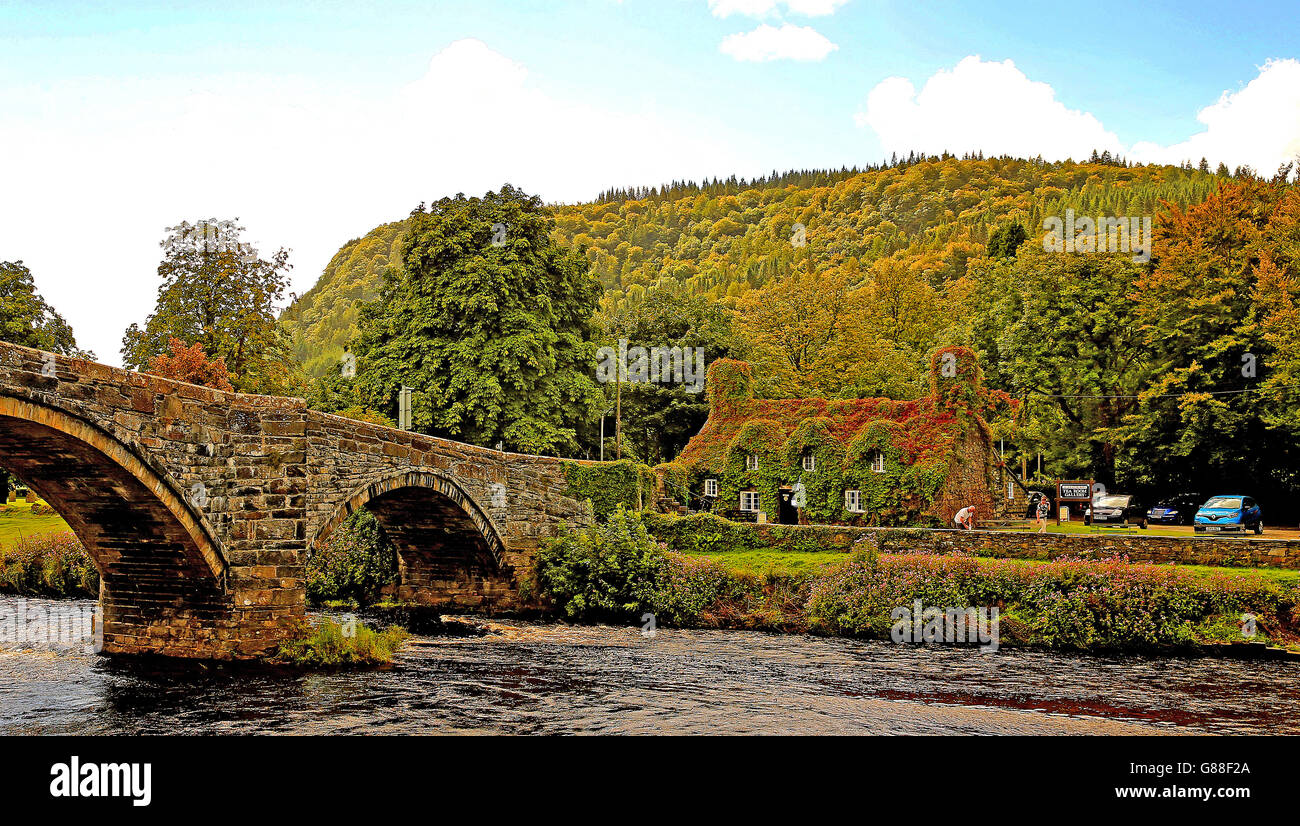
[280,156,1224,378]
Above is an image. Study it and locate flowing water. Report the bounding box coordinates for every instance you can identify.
[2,595,1298,735]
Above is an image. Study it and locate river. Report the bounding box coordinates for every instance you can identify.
[2,595,1298,735]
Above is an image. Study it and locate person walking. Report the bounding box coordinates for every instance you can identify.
[1036,493,1051,533]
[953,504,976,530]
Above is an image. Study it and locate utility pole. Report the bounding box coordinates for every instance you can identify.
[615,356,622,460]
[398,385,412,431]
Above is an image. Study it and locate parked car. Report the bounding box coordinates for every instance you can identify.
[1146,494,1203,526]
[1089,493,1149,528]
[1194,495,1263,535]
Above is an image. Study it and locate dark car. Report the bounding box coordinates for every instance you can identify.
[1146,494,1203,526]
[1089,493,1148,528]
[1194,495,1263,535]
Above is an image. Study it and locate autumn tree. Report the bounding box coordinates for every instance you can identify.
[122,219,303,395]
[146,337,235,391]
[1118,180,1300,497]
[736,258,854,397]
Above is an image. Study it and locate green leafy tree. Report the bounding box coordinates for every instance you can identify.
[121,219,304,395]
[0,260,90,499]
[593,289,747,463]
[969,249,1149,486]
[0,260,86,356]
[354,186,603,453]
[1118,180,1300,497]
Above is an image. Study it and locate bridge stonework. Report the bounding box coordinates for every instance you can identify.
[0,343,592,659]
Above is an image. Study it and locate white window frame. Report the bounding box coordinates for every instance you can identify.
[871,452,886,474]
[740,490,761,512]
[745,453,759,471]
[845,489,863,513]
[802,452,816,472]
[704,478,718,498]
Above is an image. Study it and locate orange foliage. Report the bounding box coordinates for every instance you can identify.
[147,338,235,392]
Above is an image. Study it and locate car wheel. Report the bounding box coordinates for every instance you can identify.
[1254,522,1263,535]
[1139,518,1148,529]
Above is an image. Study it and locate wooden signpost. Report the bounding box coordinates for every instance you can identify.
[1055,480,1094,525]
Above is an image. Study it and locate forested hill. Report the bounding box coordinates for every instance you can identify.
[281,156,1223,377]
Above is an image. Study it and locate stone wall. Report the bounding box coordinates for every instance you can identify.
[763,523,1300,569]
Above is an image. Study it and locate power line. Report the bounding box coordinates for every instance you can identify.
[1025,383,1300,400]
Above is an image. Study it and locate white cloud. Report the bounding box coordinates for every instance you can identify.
[0,39,760,364]
[709,0,849,17]
[1128,58,1300,176]
[855,56,1300,175]
[854,56,1122,160]
[719,24,838,62]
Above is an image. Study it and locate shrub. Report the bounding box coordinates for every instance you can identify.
[306,510,397,607]
[0,531,99,598]
[533,505,667,621]
[273,617,408,667]
[806,552,1300,651]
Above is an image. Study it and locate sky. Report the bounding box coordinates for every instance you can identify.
[2,0,1299,364]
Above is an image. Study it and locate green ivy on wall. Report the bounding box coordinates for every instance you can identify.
[844,420,946,526]
[779,417,845,524]
[562,460,659,521]
[720,418,785,519]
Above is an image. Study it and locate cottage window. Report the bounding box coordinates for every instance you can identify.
[704,478,718,498]
[802,452,816,472]
[871,452,886,474]
[740,491,761,512]
[845,490,863,512]
[745,453,759,471]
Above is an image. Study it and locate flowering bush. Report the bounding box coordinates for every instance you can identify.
[0,531,99,598]
[807,552,1300,651]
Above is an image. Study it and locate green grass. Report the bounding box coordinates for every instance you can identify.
[0,499,71,546]
[691,547,1300,588]
[691,549,847,576]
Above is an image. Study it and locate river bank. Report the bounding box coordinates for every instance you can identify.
[529,508,1300,658]
[4,594,1300,734]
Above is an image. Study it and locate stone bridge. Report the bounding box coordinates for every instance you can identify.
[0,342,592,658]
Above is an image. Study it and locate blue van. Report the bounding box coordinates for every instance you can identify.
[1194,495,1262,535]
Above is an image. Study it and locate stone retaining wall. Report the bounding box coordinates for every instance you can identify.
[750,523,1300,569]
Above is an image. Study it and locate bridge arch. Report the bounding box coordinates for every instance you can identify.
[0,394,229,650]
[311,469,510,604]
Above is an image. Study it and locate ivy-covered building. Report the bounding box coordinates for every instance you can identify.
[659,346,1018,527]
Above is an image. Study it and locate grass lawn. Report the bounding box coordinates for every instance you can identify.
[691,546,1300,587]
[0,499,72,548]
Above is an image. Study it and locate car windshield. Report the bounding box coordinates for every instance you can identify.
[1096,495,1130,508]
[1155,499,1183,508]
[1204,497,1243,509]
